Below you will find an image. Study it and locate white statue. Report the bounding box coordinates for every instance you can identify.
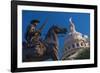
[69,17,76,32]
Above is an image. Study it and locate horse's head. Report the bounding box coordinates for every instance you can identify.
[52,25,67,34]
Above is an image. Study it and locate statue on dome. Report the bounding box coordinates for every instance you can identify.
[69,17,76,32]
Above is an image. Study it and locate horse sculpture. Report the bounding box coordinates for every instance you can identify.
[23,25,67,62]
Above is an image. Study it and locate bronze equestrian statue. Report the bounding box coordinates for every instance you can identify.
[22,19,67,62]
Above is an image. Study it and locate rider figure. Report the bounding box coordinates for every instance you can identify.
[25,19,41,47]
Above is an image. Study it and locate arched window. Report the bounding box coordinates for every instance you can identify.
[84,43,86,46]
[65,48,67,50]
[72,44,75,48]
[76,43,79,47]
[81,42,83,46]
[68,46,70,49]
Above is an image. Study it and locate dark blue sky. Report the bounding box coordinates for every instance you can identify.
[22,10,90,59]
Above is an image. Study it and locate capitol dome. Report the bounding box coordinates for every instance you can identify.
[65,31,83,42]
[62,18,90,60]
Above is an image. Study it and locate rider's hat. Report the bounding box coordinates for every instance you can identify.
[30,19,40,24]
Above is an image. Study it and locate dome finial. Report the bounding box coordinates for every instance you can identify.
[69,17,72,23]
[69,17,76,32]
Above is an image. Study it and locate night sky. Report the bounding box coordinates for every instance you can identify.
[22,10,90,60]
